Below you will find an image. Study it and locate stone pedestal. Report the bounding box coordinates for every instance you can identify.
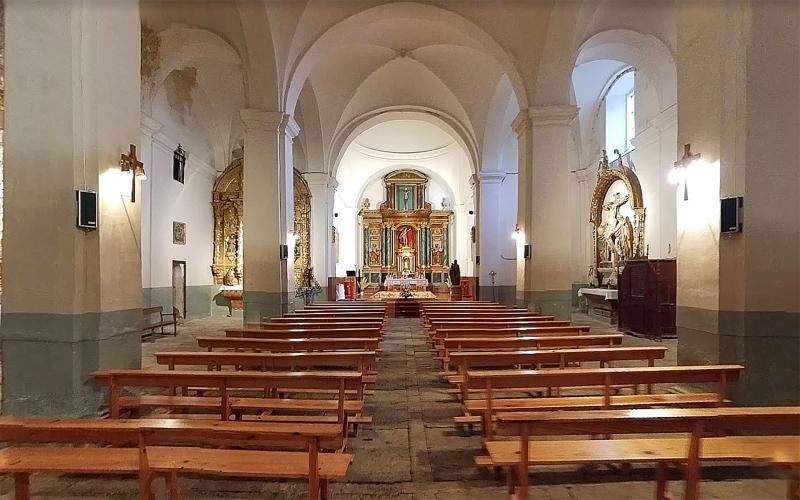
[449,285,463,301]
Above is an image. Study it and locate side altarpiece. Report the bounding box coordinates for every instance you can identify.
[211,158,312,288]
[359,170,453,291]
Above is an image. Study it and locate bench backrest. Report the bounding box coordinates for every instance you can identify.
[155,350,377,373]
[270,316,383,323]
[250,321,384,329]
[226,327,382,339]
[429,320,568,330]
[143,306,162,316]
[434,326,590,339]
[197,336,380,352]
[449,346,668,372]
[466,365,743,401]
[443,334,623,352]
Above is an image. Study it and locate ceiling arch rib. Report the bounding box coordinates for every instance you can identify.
[283,1,528,115]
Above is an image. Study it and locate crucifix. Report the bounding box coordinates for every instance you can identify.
[120,144,145,202]
[673,143,701,201]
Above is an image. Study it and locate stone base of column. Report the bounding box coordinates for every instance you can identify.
[0,309,142,417]
[678,307,800,405]
[478,285,517,306]
[517,290,572,320]
[243,291,295,322]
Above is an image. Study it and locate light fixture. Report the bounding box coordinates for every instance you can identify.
[511,224,522,240]
[671,143,701,201]
[119,144,146,202]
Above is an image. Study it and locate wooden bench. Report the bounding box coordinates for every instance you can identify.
[155,350,377,387]
[92,370,364,431]
[465,364,743,439]
[440,334,623,364]
[487,407,800,500]
[428,320,568,333]
[0,417,349,500]
[268,316,385,325]
[431,326,591,351]
[249,320,385,330]
[283,310,386,317]
[197,336,381,353]
[142,306,178,338]
[227,327,383,339]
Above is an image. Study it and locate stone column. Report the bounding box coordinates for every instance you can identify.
[240,110,300,321]
[478,172,513,304]
[676,0,799,404]
[514,105,579,318]
[303,172,336,297]
[1,0,142,416]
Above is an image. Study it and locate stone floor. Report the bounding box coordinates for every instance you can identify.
[3,314,789,499]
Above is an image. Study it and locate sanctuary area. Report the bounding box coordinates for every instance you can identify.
[0,0,797,499]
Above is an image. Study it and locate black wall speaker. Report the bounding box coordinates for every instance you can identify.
[279,244,289,260]
[76,190,98,231]
[721,196,743,234]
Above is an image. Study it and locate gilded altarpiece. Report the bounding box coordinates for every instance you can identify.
[588,152,646,286]
[212,160,312,289]
[359,170,452,291]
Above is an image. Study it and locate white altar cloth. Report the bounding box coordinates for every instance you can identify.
[384,278,429,287]
[577,287,618,300]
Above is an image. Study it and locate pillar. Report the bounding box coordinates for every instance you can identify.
[240,110,299,321]
[303,172,336,297]
[478,172,516,304]
[514,105,579,318]
[1,0,142,416]
[676,0,799,404]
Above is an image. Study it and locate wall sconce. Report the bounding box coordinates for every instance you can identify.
[671,143,701,201]
[511,224,522,240]
[119,144,146,202]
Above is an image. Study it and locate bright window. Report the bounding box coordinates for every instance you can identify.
[626,90,635,151]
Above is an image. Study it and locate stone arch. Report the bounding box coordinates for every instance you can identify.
[283,1,529,115]
[329,106,480,179]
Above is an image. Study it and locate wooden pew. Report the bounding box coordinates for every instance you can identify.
[155,350,377,376]
[227,327,383,339]
[197,336,380,353]
[249,320,385,330]
[92,370,364,429]
[428,319,569,331]
[431,326,591,348]
[465,365,743,439]
[155,350,378,393]
[283,310,386,317]
[268,316,385,325]
[488,407,800,500]
[0,417,350,500]
[440,335,623,365]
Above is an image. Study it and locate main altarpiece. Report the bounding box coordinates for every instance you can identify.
[359,170,453,293]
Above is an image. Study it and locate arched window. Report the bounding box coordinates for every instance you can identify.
[604,69,635,154]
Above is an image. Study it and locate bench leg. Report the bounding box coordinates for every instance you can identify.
[319,478,329,500]
[788,465,800,500]
[655,462,671,500]
[14,473,30,500]
[167,471,184,500]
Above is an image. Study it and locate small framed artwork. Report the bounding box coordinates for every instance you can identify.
[173,222,186,245]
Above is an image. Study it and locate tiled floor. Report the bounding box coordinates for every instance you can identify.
[3,314,790,499]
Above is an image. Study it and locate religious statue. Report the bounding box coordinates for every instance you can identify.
[368,243,381,266]
[398,186,414,210]
[587,265,598,287]
[441,197,451,209]
[432,244,443,266]
[361,197,371,210]
[223,268,238,286]
[399,226,411,246]
[448,260,461,286]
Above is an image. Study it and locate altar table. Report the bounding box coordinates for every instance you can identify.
[577,287,618,324]
[384,278,429,289]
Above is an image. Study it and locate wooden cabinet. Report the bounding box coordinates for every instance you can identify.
[618,259,676,339]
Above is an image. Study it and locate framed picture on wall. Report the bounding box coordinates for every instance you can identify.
[173,221,186,245]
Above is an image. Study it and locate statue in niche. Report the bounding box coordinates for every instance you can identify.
[398,226,414,247]
[441,197,451,209]
[432,243,443,266]
[598,192,634,276]
[368,243,381,266]
[223,268,238,286]
[397,186,414,210]
[361,198,371,210]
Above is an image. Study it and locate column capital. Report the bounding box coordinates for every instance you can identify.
[511,109,532,136]
[240,109,301,139]
[529,105,579,127]
[479,172,507,185]
[302,171,336,189]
